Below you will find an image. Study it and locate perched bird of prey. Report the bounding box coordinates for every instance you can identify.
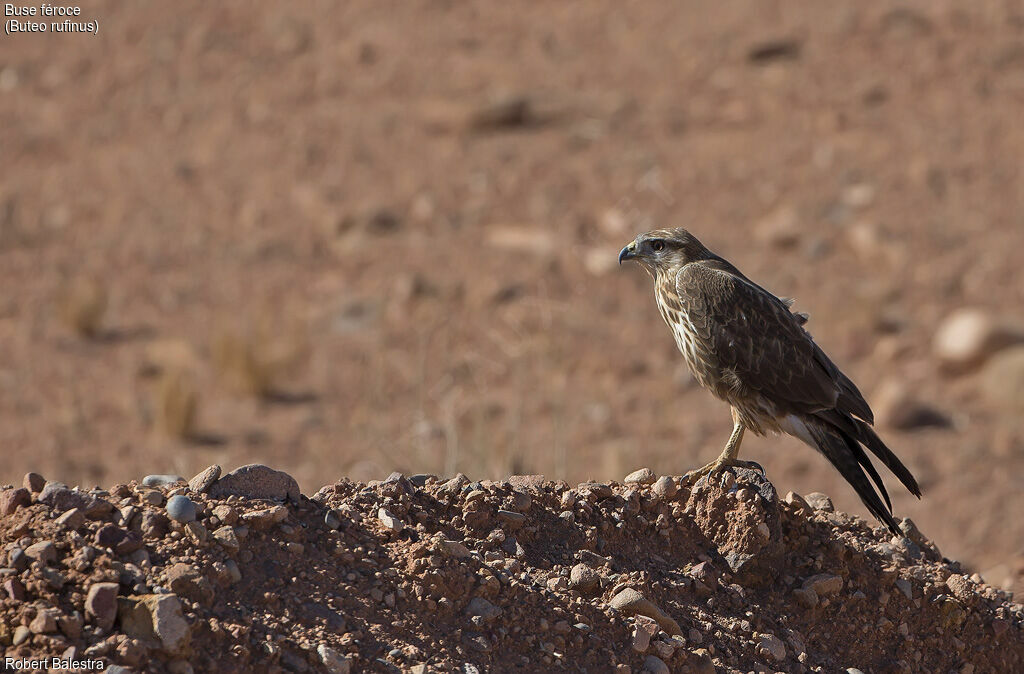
[619,228,920,535]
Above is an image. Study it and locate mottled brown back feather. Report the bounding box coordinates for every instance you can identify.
[670,260,839,418]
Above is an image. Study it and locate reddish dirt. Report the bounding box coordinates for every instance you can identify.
[1,467,1022,673]
[1,0,1023,607]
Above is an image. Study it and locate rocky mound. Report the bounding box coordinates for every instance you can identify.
[1,465,1021,673]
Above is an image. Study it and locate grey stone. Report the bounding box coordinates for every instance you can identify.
[803,574,843,597]
[29,607,59,634]
[118,593,190,655]
[793,587,818,608]
[377,508,404,532]
[496,510,526,529]
[632,616,658,652]
[142,489,165,506]
[212,526,240,551]
[56,507,85,529]
[8,547,28,571]
[804,492,834,512]
[465,597,502,623]
[142,475,184,488]
[208,464,300,503]
[165,495,196,523]
[568,563,600,593]
[86,582,119,631]
[241,505,288,530]
[624,468,657,485]
[25,540,57,564]
[38,482,100,514]
[23,472,45,493]
[317,644,351,674]
[609,588,682,635]
[3,577,26,601]
[185,521,207,544]
[165,563,214,605]
[188,465,221,494]
[651,475,678,500]
[13,625,31,645]
[756,632,787,661]
[0,487,31,516]
[642,655,670,674]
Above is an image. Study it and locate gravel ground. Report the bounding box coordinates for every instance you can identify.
[4,1,1024,594]
[1,463,1021,673]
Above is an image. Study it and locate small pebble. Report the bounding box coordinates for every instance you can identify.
[30,607,59,634]
[142,474,184,488]
[13,625,31,645]
[23,472,46,493]
[651,475,678,500]
[609,588,682,635]
[213,526,239,551]
[624,468,657,485]
[317,644,351,674]
[24,540,57,565]
[756,632,787,661]
[188,464,222,494]
[0,487,31,516]
[85,582,119,631]
[185,521,208,544]
[804,492,834,512]
[568,563,600,593]
[378,508,404,532]
[496,510,526,529]
[632,617,658,652]
[142,490,165,506]
[466,597,502,622]
[803,574,843,597]
[166,495,197,523]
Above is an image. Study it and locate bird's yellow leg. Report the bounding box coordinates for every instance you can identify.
[682,408,761,484]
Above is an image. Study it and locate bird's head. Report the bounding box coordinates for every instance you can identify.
[618,228,712,277]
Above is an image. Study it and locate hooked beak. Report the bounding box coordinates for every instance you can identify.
[618,242,637,265]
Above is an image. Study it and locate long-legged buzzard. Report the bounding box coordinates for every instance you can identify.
[619,228,920,535]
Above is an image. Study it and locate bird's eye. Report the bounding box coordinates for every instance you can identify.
[651,240,665,252]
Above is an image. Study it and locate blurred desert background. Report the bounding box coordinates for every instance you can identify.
[1,1,1023,594]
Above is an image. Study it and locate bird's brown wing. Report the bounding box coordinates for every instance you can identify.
[673,259,917,534]
[674,260,841,416]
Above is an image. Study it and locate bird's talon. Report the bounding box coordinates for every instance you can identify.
[745,460,766,476]
[681,458,765,486]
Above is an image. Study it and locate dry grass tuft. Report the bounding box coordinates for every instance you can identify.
[211,315,308,398]
[154,366,198,439]
[56,276,107,338]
